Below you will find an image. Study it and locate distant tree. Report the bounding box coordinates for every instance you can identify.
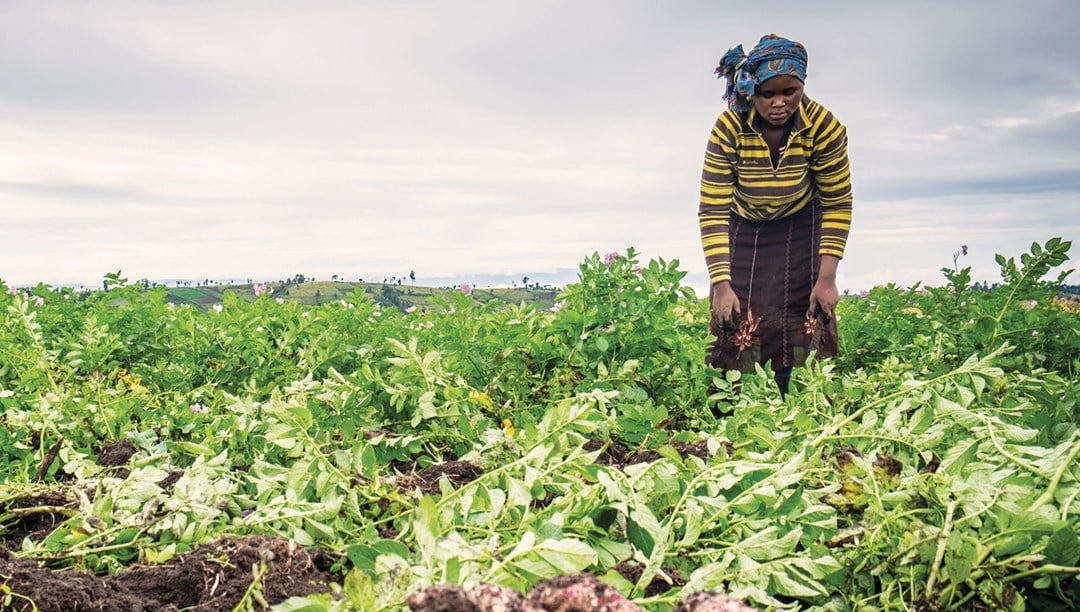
[293,274,305,284]
[332,274,339,282]
[409,270,416,284]
[523,276,529,286]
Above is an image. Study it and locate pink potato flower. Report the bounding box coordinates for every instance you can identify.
[458,283,473,295]
[603,251,621,267]
[253,282,269,297]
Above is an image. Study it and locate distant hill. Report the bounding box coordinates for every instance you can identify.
[164,280,562,311]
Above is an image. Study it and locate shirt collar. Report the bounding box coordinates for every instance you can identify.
[746,97,811,135]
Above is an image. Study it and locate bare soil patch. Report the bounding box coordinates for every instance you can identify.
[0,535,334,611]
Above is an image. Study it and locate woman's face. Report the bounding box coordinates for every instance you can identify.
[752,75,804,126]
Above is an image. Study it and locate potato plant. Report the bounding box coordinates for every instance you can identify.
[0,239,1076,611]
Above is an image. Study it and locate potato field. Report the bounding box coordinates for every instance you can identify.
[0,239,1077,611]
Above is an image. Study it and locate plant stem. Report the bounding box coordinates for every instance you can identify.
[808,350,1000,449]
[34,437,65,482]
[233,560,269,612]
[1002,563,1080,582]
[924,499,956,601]
[1028,432,1080,513]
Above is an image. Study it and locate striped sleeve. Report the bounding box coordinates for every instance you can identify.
[699,112,739,284]
[809,109,853,258]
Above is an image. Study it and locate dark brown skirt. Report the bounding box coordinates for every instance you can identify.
[706,200,839,373]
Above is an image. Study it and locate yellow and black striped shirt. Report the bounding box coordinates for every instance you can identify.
[699,97,853,284]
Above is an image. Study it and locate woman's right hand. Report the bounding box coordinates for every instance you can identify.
[710,281,741,329]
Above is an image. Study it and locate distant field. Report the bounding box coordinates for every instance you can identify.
[165,286,229,307]
[164,280,562,311]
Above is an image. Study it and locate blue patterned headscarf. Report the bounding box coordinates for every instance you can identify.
[715,34,808,113]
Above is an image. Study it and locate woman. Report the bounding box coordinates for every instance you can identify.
[699,34,853,395]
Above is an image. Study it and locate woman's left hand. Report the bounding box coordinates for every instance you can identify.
[809,277,838,322]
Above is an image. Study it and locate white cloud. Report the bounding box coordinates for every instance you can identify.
[0,0,1077,293]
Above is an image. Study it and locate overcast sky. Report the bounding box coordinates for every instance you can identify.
[2,0,1078,294]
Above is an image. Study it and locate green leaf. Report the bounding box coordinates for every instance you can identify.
[944,530,975,586]
[270,595,337,611]
[505,476,532,507]
[506,536,598,579]
[676,502,704,549]
[593,538,634,567]
[265,423,299,450]
[994,533,1032,557]
[769,567,826,599]
[972,316,998,339]
[739,525,801,562]
[935,395,981,430]
[656,445,682,464]
[627,506,661,558]
[304,517,336,542]
[939,438,978,474]
[595,335,610,352]
[417,390,438,421]
[1044,526,1080,566]
[343,567,377,610]
[372,539,411,559]
[413,495,439,560]
[346,544,378,575]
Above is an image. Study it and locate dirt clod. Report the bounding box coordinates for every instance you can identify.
[408,584,480,611]
[158,469,184,490]
[589,439,717,470]
[523,574,641,611]
[97,439,137,467]
[873,453,903,479]
[0,489,76,547]
[0,534,334,611]
[613,562,686,598]
[392,460,484,494]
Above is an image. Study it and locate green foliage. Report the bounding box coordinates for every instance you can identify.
[839,238,1077,377]
[0,241,1077,611]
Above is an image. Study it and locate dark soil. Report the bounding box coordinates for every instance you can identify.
[97,439,137,467]
[392,459,484,494]
[829,447,863,472]
[522,574,640,611]
[613,562,687,597]
[873,453,903,479]
[1,444,759,611]
[0,535,334,611]
[1,530,756,612]
[585,439,631,466]
[0,489,76,547]
[407,583,525,611]
[158,469,185,490]
[587,439,720,468]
